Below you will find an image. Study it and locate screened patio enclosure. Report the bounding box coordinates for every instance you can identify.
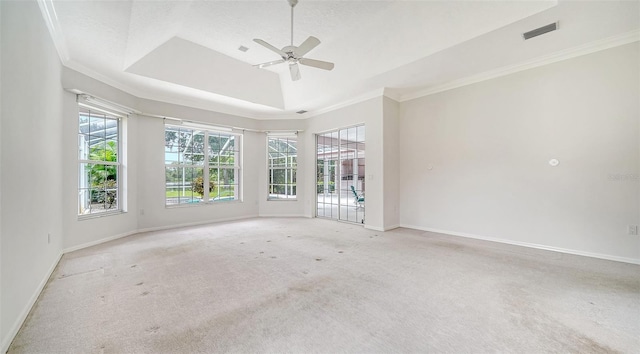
[268,136,297,200]
[316,125,365,224]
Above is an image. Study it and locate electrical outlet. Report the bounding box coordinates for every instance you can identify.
[47,233,51,244]
[628,225,638,236]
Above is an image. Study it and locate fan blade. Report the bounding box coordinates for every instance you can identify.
[253,39,287,59]
[295,36,321,57]
[289,62,301,81]
[254,59,285,68]
[299,58,334,71]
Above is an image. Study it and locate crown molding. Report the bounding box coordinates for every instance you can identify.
[63,61,285,121]
[40,0,638,121]
[306,88,396,118]
[382,88,402,102]
[37,0,69,63]
[400,29,640,102]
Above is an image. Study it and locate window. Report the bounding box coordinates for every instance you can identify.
[268,136,297,200]
[78,107,122,215]
[165,124,241,205]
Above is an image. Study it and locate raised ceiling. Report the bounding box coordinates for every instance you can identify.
[42,0,639,119]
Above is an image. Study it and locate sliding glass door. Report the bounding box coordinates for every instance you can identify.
[316,125,365,224]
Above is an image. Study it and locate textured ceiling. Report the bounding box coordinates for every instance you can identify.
[46,0,639,119]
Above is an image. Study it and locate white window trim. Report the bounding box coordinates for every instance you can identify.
[267,134,297,201]
[77,105,125,219]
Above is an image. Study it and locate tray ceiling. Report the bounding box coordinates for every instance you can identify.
[42,0,639,119]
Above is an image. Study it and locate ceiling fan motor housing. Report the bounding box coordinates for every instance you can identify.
[283,46,297,58]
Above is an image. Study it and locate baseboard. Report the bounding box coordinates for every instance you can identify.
[400,224,640,265]
[1,251,63,354]
[365,225,385,231]
[364,224,400,232]
[384,224,400,231]
[64,215,261,254]
[63,230,138,253]
[136,215,259,234]
[259,214,307,218]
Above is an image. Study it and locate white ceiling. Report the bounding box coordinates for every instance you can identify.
[45,0,639,119]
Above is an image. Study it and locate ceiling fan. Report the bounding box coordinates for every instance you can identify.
[253,0,334,81]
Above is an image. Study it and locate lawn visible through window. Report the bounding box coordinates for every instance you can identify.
[165,125,240,205]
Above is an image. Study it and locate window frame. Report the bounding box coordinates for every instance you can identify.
[164,123,242,207]
[267,135,298,201]
[77,105,124,218]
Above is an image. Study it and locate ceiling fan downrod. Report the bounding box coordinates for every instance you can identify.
[290,0,296,46]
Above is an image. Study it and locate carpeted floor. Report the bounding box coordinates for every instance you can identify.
[9,218,640,353]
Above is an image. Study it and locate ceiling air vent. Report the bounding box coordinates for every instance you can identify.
[296,110,307,114]
[238,45,249,52]
[523,22,558,40]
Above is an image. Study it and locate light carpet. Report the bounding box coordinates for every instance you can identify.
[9,218,640,353]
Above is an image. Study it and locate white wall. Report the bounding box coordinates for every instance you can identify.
[133,98,265,230]
[135,114,262,231]
[383,97,400,229]
[399,43,640,263]
[0,1,65,350]
[0,1,4,347]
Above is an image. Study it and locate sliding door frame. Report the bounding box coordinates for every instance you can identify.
[315,123,365,223]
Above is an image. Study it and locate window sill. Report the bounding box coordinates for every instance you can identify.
[78,210,126,221]
[165,200,242,209]
[267,198,298,202]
